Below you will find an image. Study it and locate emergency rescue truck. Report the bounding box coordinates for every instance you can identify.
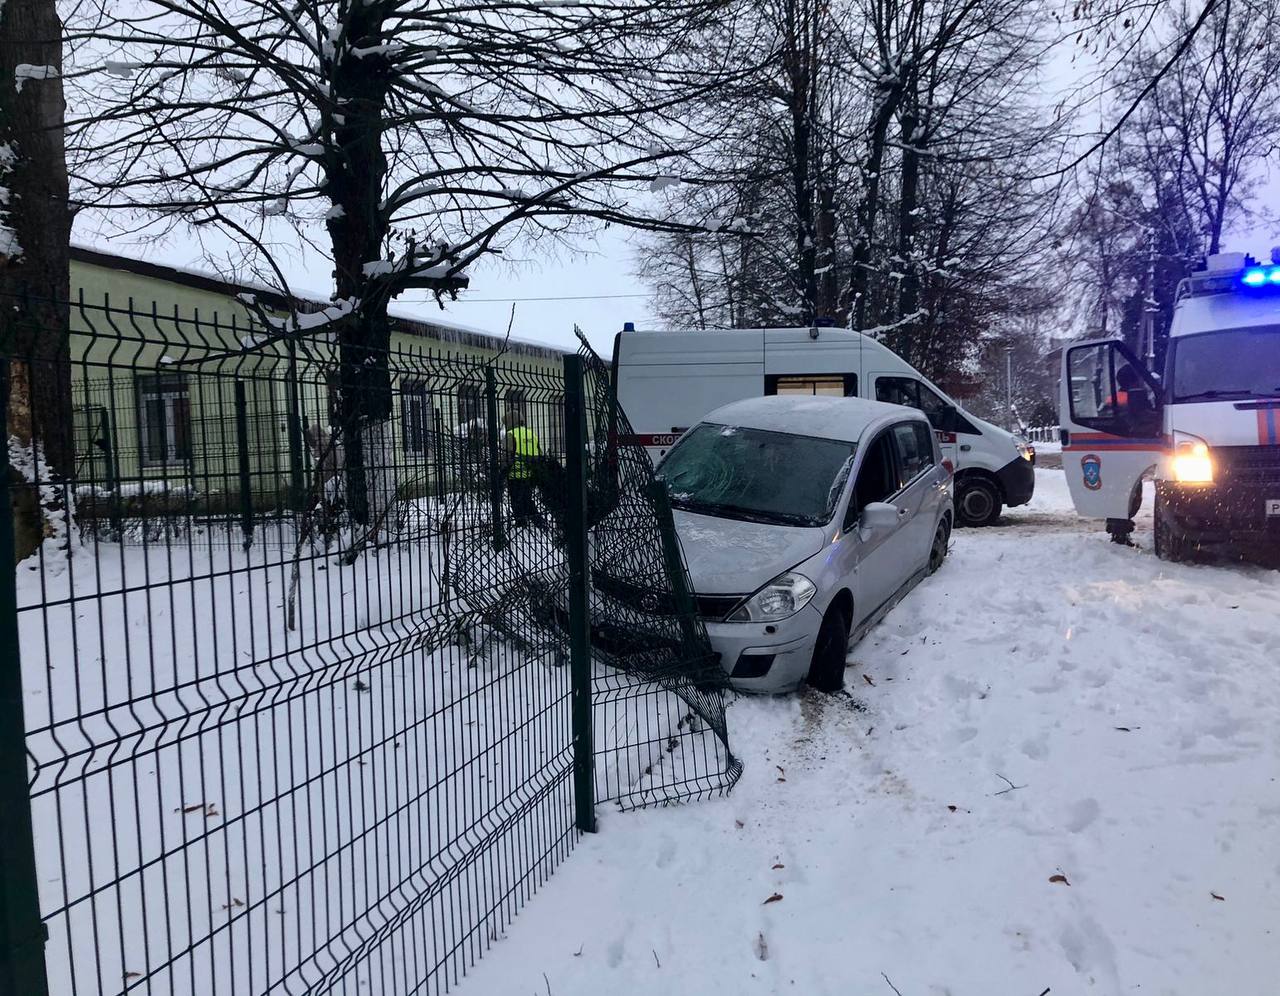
[1060,251,1280,560]
[613,324,1036,527]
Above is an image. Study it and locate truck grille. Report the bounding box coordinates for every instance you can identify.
[1215,446,1280,484]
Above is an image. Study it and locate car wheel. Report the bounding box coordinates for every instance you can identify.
[928,518,951,573]
[1154,490,1190,562]
[806,601,851,693]
[955,477,1001,527]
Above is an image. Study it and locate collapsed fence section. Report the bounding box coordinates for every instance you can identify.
[1,294,737,996]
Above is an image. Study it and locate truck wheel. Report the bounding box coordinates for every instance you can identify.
[806,602,851,693]
[1154,491,1190,563]
[956,477,1001,527]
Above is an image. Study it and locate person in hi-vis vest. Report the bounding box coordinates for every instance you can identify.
[503,406,542,527]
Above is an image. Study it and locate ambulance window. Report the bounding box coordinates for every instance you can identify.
[766,374,857,397]
[877,377,953,430]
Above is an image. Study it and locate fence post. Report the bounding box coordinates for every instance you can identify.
[285,342,305,509]
[484,367,507,551]
[0,360,52,996]
[233,380,255,548]
[562,355,596,833]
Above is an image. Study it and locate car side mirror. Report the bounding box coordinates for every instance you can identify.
[859,501,901,536]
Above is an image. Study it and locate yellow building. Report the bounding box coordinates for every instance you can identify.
[68,247,565,511]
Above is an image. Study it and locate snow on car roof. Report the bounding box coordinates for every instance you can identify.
[700,394,920,442]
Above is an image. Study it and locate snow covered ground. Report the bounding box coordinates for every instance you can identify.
[463,467,1280,995]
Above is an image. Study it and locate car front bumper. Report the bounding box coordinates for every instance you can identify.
[997,455,1035,507]
[704,602,826,693]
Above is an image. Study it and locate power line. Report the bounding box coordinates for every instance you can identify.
[449,292,649,303]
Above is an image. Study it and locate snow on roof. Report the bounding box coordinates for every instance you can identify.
[701,394,918,442]
[70,244,566,358]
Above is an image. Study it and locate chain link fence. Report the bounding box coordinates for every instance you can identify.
[0,295,739,995]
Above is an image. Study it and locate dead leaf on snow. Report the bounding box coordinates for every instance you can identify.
[1211,892,1225,901]
[1049,874,1071,886]
[863,674,876,686]
[762,893,783,905]
[771,863,784,870]
[735,820,744,829]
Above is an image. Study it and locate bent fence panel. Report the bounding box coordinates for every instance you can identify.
[2,295,737,996]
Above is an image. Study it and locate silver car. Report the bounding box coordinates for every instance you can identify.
[657,395,954,693]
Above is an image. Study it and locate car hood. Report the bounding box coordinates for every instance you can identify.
[672,509,827,596]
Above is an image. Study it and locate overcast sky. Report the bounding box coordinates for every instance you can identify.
[76,15,1280,361]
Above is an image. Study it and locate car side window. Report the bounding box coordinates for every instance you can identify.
[846,431,898,527]
[892,421,933,486]
[914,422,937,468]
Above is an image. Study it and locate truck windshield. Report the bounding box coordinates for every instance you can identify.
[658,423,856,527]
[1171,327,1280,403]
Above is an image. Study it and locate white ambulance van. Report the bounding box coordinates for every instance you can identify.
[1059,251,1280,560]
[613,324,1035,526]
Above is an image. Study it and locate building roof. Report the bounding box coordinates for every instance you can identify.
[70,245,566,360]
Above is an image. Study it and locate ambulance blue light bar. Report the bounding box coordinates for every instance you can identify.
[1241,265,1280,286]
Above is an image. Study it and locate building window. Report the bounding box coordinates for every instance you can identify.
[457,383,484,427]
[401,381,432,454]
[505,388,527,418]
[137,374,192,467]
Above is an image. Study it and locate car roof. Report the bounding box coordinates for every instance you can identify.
[698,395,922,442]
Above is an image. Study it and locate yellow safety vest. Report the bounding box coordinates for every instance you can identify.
[509,426,540,479]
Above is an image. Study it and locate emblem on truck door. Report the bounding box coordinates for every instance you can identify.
[1081,454,1103,491]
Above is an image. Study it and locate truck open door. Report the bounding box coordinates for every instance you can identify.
[1059,338,1166,521]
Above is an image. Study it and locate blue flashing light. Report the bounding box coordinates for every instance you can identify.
[1243,267,1268,286]
[1271,269,1280,285]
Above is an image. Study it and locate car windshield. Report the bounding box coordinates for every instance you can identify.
[658,423,856,527]
[1171,327,1280,403]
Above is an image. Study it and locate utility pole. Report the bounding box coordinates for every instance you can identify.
[1005,343,1014,430]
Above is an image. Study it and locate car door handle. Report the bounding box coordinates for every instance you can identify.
[960,444,972,452]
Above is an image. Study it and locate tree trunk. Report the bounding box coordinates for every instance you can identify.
[848,77,904,330]
[784,0,817,323]
[0,0,72,563]
[896,77,921,343]
[324,7,393,530]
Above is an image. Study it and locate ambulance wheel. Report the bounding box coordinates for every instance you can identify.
[955,477,1001,527]
[1154,491,1190,563]
[807,601,851,693]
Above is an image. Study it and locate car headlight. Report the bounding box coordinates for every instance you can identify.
[726,571,817,622]
[1016,440,1034,462]
[1171,431,1213,484]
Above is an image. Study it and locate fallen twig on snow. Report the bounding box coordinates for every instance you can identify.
[993,773,1027,796]
[882,972,904,996]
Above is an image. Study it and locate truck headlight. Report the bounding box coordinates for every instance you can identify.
[727,572,817,622]
[1172,432,1213,484]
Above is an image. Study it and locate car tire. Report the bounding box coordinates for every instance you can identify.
[1154,490,1190,563]
[806,601,851,693]
[928,518,951,574]
[955,476,1001,527]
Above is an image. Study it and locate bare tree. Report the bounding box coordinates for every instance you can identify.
[1,0,73,561]
[67,0,745,532]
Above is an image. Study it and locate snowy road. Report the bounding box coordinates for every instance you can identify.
[464,468,1280,995]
